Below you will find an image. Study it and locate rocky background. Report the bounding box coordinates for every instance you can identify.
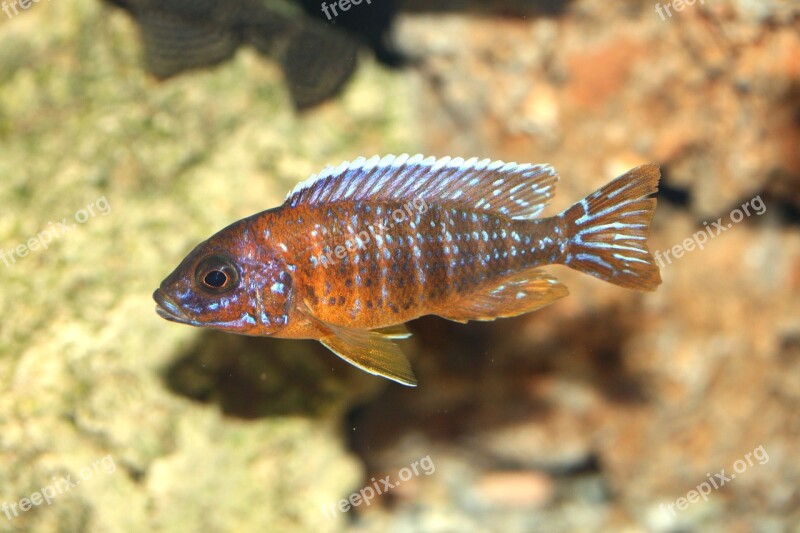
[1,0,798,532]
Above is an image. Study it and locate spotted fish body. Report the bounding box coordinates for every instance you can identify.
[154,155,661,386]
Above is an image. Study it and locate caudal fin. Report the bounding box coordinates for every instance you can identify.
[561,165,662,291]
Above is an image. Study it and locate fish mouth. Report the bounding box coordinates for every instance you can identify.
[153,289,192,324]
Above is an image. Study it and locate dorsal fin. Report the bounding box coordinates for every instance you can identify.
[285,154,559,219]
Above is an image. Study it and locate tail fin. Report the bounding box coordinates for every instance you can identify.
[561,165,662,291]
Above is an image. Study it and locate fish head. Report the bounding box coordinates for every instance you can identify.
[153,220,293,336]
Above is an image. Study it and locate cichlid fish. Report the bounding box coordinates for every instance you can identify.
[105,0,359,109]
[295,0,404,67]
[154,155,662,386]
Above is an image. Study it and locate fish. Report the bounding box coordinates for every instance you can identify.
[154,154,662,387]
[295,0,405,67]
[104,0,359,109]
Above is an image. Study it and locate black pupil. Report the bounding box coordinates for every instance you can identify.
[204,270,227,288]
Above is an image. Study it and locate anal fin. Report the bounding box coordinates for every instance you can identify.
[436,269,569,323]
[372,324,413,339]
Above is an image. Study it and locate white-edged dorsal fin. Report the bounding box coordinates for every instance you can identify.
[285,154,559,219]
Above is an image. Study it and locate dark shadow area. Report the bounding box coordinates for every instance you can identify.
[760,83,800,226]
[341,302,650,463]
[162,330,370,418]
[656,167,693,209]
[721,82,800,227]
[162,298,650,480]
[771,192,800,226]
[718,178,800,228]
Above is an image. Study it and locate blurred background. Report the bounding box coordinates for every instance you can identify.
[1,0,798,531]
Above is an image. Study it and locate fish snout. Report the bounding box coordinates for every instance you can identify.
[153,288,190,323]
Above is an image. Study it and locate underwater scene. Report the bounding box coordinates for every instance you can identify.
[1,0,798,531]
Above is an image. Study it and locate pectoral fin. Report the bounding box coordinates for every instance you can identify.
[300,301,416,386]
[319,324,417,387]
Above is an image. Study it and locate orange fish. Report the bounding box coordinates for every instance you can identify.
[154,155,661,386]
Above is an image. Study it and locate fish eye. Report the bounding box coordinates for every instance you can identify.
[204,270,227,288]
[195,255,239,293]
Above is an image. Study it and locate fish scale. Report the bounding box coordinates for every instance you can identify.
[155,154,662,386]
[296,199,567,330]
